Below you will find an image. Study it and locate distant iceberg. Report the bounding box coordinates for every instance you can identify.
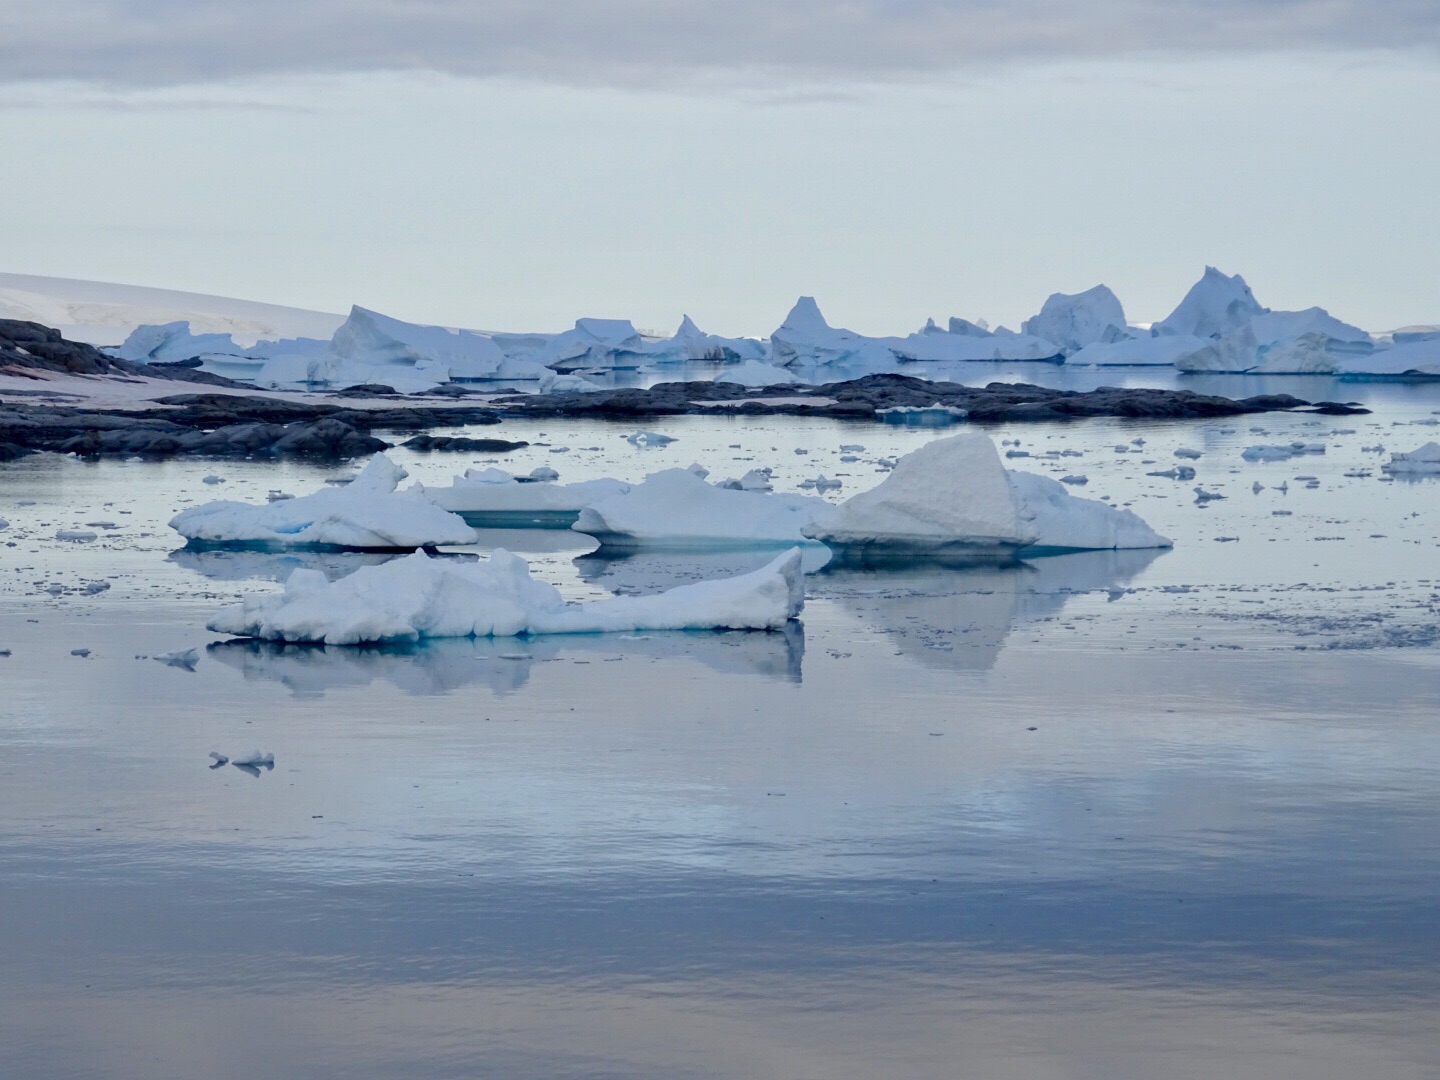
[207,547,806,644]
[416,467,631,527]
[1021,284,1131,353]
[1153,266,1267,339]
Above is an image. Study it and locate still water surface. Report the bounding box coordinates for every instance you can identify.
[1,371,1438,1078]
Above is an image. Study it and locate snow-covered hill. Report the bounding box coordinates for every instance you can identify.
[0,273,345,347]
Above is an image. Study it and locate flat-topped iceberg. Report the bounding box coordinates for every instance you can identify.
[574,468,829,550]
[1065,334,1210,367]
[330,305,510,381]
[207,547,806,644]
[1339,339,1440,379]
[172,454,478,550]
[887,322,1063,362]
[416,468,631,527]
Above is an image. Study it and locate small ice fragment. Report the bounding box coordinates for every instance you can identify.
[82,581,110,594]
[1194,487,1225,501]
[231,750,274,767]
[528,466,560,481]
[1174,448,1202,460]
[266,491,294,502]
[71,648,90,657]
[626,431,676,446]
[1060,475,1088,485]
[56,529,98,542]
[208,752,229,767]
[202,475,225,485]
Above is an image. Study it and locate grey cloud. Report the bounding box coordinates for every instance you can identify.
[1,0,1437,88]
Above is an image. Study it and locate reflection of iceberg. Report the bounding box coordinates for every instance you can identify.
[207,623,803,696]
[817,548,1165,673]
[169,547,403,583]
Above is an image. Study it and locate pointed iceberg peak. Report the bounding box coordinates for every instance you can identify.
[1021,284,1128,353]
[781,296,831,333]
[676,314,703,338]
[1154,267,1267,339]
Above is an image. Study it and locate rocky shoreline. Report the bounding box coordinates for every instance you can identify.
[1,321,1368,462]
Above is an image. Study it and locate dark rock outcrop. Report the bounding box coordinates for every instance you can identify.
[401,434,529,453]
[0,319,247,387]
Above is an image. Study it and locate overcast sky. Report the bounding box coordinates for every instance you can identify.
[1,1,1437,334]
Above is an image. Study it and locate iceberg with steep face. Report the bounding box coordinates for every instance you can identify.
[801,432,1032,557]
[574,468,829,550]
[1175,312,1374,374]
[416,468,631,527]
[801,432,1170,557]
[171,454,479,550]
[1153,267,1267,338]
[330,305,508,380]
[1021,285,1130,353]
[769,297,891,368]
[207,546,806,644]
[654,316,768,363]
[1009,472,1171,552]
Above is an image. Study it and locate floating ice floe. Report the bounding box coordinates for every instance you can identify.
[1381,442,1440,474]
[573,468,829,550]
[171,454,478,550]
[231,750,274,767]
[626,431,677,446]
[1240,442,1325,462]
[207,547,806,644]
[415,467,631,528]
[154,647,200,670]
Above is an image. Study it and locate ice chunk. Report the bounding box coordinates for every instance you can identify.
[232,750,274,766]
[1382,442,1440,474]
[626,431,677,446]
[1241,445,1298,462]
[574,468,828,550]
[56,529,98,542]
[801,432,1031,556]
[1174,448,1202,459]
[171,454,478,550]
[1020,285,1130,353]
[207,547,805,644]
[1009,472,1171,553]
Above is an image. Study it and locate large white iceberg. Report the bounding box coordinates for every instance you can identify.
[172,454,479,550]
[207,547,806,644]
[416,468,631,527]
[1174,306,1374,374]
[802,432,1169,557]
[801,432,1031,556]
[769,297,893,368]
[649,316,768,363]
[1153,267,1267,338]
[1009,471,1171,552]
[574,468,829,549]
[1020,285,1130,353]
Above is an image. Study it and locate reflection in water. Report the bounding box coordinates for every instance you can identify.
[207,623,804,696]
[169,547,404,583]
[578,547,1165,673]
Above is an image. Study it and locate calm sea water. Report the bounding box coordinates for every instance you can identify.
[2,369,1438,1079]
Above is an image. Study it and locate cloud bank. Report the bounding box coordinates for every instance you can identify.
[3,0,1438,88]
